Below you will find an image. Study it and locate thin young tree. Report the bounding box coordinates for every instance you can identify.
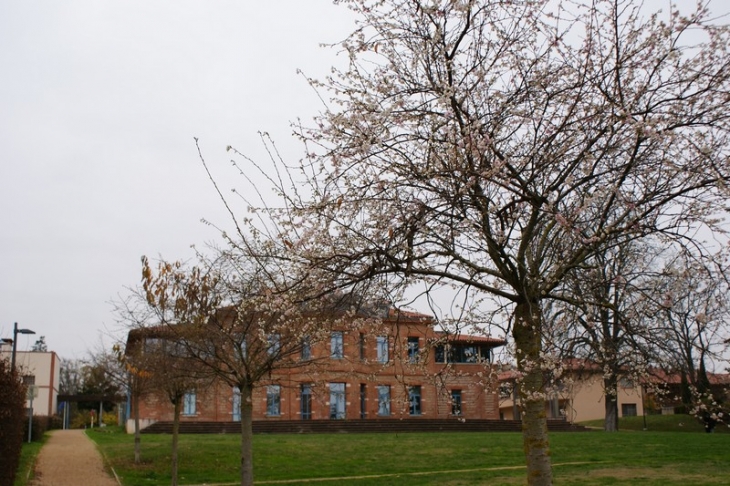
[113,294,159,464]
[127,333,210,486]
[138,251,338,486]
[230,1,730,483]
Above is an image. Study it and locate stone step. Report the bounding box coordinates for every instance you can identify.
[140,419,588,434]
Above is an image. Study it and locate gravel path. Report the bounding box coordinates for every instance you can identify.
[29,429,119,486]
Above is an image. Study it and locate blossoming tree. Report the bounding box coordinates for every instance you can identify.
[237,1,730,483]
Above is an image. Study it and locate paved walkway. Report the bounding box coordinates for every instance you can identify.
[29,429,119,486]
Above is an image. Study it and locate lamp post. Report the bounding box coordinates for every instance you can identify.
[11,322,36,371]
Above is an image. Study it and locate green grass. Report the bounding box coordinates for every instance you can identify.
[14,436,47,486]
[580,413,730,433]
[89,423,730,486]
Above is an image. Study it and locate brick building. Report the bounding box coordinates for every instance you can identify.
[126,309,506,430]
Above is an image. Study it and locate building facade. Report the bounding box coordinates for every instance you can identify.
[498,361,644,422]
[127,310,506,429]
[0,345,60,417]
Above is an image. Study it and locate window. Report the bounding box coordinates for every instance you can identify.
[183,391,196,416]
[359,333,366,360]
[240,339,247,360]
[408,386,422,416]
[377,385,391,416]
[376,336,389,363]
[360,383,367,419]
[407,337,420,363]
[621,403,637,417]
[232,387,241,422]
[301,384,312,420]
[499,383,513,399]
[267,334,281,356]
[329,383,346,419]
[144,337,162,354]
[267,385,281,416]
[23,375,35,386]
[331,332,344,359]
[462,345,478,363]
[168,340,187,358]
[301,336,311,361]
[451,390,462,416]
[435,343,491,363]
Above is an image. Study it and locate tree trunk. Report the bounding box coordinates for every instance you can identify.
[604,374,619,432]
[239,384,254,486]
[513,299,553,486]
[171,398,181,486]
[133,382,141,465]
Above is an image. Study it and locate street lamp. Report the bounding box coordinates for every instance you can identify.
[11,322,35,371]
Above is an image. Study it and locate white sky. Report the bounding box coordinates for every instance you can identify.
[2,1,728,361]
[0,1,355,359]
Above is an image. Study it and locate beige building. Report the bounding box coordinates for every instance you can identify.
[498,363,644,423]
[0,344,61,416]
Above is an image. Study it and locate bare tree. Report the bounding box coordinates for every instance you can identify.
[59,358,84,395]
[651,250,730,429]
[545,239,666,431]
[227,1,730,483]
[113,295,159,465]
[137,252,340,486]
[125,332,210,486]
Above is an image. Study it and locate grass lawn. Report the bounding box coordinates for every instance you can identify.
[581,414,730,433]
[14,437,46,486]
[88,420,730,486]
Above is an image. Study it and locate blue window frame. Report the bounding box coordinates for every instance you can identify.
[267,334,281,356]
[331,332,344,359]
[451,389,462,416]
[267,385,281,416]
[376,336,389,363]
[183,391,196,416]
[301,336,311,361]
[377,385,391,416]
[329,382,346,419]
[407,337,420,363]
[408,386,421,416]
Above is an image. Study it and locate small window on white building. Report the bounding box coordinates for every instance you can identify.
[621,403,637,417]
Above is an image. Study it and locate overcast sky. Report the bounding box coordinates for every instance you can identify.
[0,1,356,359]
[3,1,729,361]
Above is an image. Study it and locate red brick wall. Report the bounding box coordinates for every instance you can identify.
[133,316,503,423]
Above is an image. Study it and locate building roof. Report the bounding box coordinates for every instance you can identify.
[645,369,730,386]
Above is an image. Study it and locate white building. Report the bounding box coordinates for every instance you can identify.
[0,343,61,416]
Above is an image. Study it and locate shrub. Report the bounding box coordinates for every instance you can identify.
[70,411,95,429]
[23,415,51,442]
[69,408,119,429]
[102,410,118,426]
[0,360,27,486]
